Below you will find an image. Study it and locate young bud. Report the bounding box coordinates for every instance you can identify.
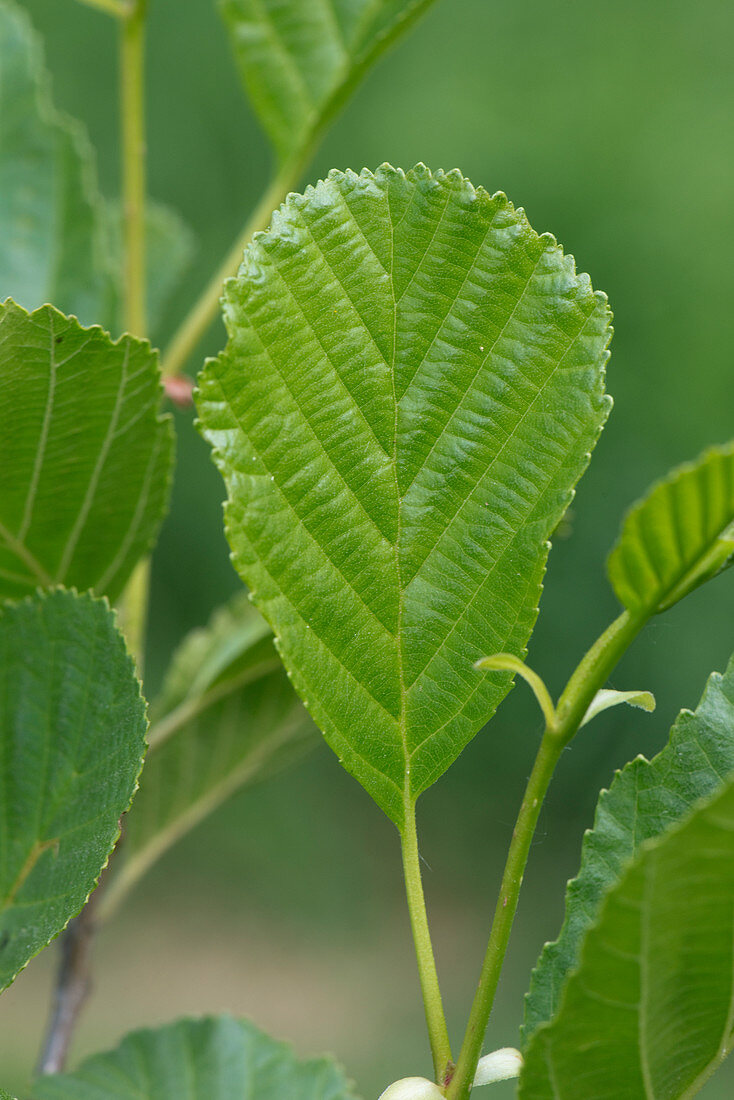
[378,1077,444,1100]
[473,1047,523,1085]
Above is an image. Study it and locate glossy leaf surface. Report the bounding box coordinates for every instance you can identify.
[608,443,734,615]
[32,1015,357,1099]
[520,768,734,1098]
[108,594,315,912]
[220,0,438,164]
[0,301,173,602]
[198,165,612,827]
[0,0,191,338]
[0,589,147,992]
[524,653,734,1040]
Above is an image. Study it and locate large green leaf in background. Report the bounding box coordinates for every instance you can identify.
[198,164,612,828]
[0,0,191,338]
[103,594,315,916]
[519,765,734,1098]
[0,589,147,992]
[31,1016,357,1099]
[221,0,438,165]
[0,301,173,602]
[524,651,734,1041]
[608,443,734,616]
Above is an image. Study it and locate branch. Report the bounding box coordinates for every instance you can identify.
[36,890,100,1074]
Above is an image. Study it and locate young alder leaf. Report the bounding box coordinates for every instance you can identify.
[579,687,656,728]
[197,165,612,829]
[106,594,315,912]
[523,652,734,1042]
[0,0,192,337]
[0,589,147,993]
[220,0,438,165]
[519,769,734,1099]
[608,442,734,616]
[0,300,174,603]
[31,1015,358,1099]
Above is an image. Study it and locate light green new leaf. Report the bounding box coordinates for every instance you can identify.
[0,589,147,992]
[608,443,734,616]
[197,165,612,828]
[579,687,656,728]
[221,0,438,165]
[520,767,734,1099]
[0,0,192,337]
[105,594,315,914]
[31,1015,358,1099]
[0,1091,16,1099]
[0,300,173,602]
[524,652,734,1042]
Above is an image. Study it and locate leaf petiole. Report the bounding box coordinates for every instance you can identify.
[401,802,453,1084]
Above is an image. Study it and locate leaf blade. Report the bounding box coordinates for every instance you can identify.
[31,1016,358,1099]
[220,0,438,164]
[0,0,193,338]
[608,443,734,616]
[0,301,174,602]
[519,764,734,1099]
[524,652,734,1041]
[0,589,147,992]
[198,165,612,827]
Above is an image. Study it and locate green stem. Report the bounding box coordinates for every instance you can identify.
[119,0,147,337]
[447,609,647,1099]
[160,152,309,379]
[445,733,562,1099]
[401,801,453,1084]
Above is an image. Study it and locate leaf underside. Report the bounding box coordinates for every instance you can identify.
[608,443,734,616]
[116,594,315,903]
[220,0,439,164]
[519,766,734,1099]
[0,300,173,603]
[198,164,612,828]
[0,589,147,992]
[0,0,191,337]
[524,652,734,1041]
[31,1015,358,1099]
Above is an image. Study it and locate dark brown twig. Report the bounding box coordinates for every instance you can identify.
[35,889,100,1075]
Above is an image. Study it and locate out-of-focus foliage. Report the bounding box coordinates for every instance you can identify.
[31,1016,358,1099]
[0,590,147,992]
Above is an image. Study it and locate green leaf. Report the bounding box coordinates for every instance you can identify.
[579,687,656,728]
[197,165,612,828]
[31,1015,358,1099]
[519,766,734,1099]
[220,0,438,165]
[0,0,192,338]
[0,300,174,602]
[0,0,115,328]
[524,652,734,1042]
[105,594,315,913]
[0,589,147,992]
[608,442,734,616]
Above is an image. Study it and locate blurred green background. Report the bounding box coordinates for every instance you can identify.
[2,0,733,1095]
